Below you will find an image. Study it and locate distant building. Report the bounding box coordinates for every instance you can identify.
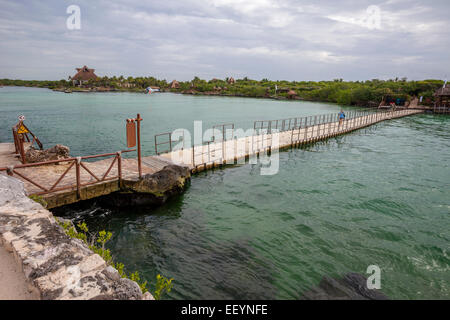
[287,90,297,99]
[169,80,180,89]
[434,84,450,114]
[71,66,98,86]
[227,77,235,84]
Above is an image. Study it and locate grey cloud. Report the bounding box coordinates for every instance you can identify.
[0,0,448,81]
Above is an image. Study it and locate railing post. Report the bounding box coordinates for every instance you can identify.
[18,133,26,164]
[136,113,143,179]
[117,151,122,189]
[12,129,19,154]
[76,157,81,199]
[6,165,14,176]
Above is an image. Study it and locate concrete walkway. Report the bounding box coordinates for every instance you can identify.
[0,245,39,300]
[0,142,30,167]
[161,109,423,172]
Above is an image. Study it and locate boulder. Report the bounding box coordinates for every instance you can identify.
[0,175,41,210]
[25,144,70,163]
[105,164,191,207]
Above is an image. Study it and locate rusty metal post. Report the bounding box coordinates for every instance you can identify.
[136,113,143,179]
[12,129,19,154]
[117,151,122,189]
[6,166,14,176]
[18,133,26,164]
[75,157,81,199]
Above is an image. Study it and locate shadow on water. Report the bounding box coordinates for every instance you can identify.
[52,192,281,299]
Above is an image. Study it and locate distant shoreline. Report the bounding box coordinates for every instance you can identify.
[1,76,443,108]
[2,84,341,105]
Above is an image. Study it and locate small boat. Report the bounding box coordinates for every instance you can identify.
[145,86,160,94]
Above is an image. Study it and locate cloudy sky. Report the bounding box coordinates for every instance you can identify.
[0,0,449,81]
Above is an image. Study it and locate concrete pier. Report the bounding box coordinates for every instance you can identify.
[160,109,423,173]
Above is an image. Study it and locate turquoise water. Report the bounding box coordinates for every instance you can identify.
[1,87,449,299]
[0,86,347,156]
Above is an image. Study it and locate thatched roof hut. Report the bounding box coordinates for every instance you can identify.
[287,90,297,99]
[71,66,98,85]
[227,77,235,84]
[169,80,180,89]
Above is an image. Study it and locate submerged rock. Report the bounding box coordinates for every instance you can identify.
[300,272,389,300]
[25,144,70,163]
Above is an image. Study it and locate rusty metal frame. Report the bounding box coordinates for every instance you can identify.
[11,121,44,164]
[0,150,135,197]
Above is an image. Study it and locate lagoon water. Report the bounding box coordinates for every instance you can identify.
[1,86,449,299]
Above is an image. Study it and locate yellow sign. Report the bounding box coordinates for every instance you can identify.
[17,124,29,134]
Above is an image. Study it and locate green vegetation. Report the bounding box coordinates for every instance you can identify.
[29,194,48,208]
[1,77,443,107]
[55,218,173,299]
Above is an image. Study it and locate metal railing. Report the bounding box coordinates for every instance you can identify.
[0,149,135,197]
[152,109,417,170]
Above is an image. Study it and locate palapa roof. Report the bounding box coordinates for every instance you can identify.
[169,80,180,88]
[72,66,98,81]
[434,84,450,96]
[287,90,297,96]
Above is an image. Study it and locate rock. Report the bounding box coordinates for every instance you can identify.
[300,272,389,300]
[143,291,155,300]
[25,144,70,163]
[135,164,190,193]
[0,174,152,300]
[0,175,41,210]
[102,266,121,282]
[108,164,191,207]
[112,278,143,300]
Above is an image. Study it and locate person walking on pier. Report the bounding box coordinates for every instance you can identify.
[338,109,346,126]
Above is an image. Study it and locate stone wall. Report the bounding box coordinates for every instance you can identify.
[0,174,154,300]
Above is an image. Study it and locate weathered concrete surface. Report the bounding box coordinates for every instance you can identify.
[0,174,154,300]
[0,142,30,167]
[0,245,40,299]
[25,144,70,163]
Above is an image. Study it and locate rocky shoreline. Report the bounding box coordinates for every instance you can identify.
[0,174,154,300]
